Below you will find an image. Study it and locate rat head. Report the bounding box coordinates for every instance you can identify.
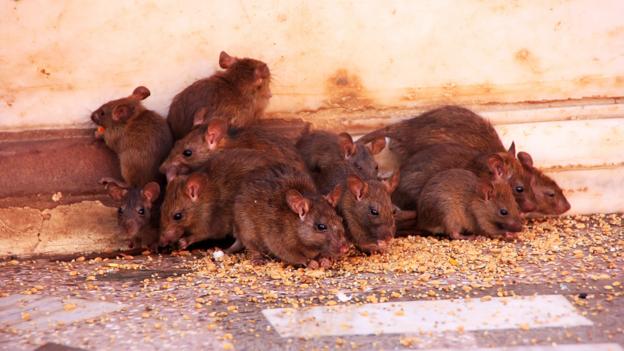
[339,172,399,253]
[159,173,211,247]
[483,144,538,213]
[219,51,271,101]
[472,179,524,237]
[160,118,229,182]
[100,178,160,238]
[285,186,348,259]
[90,86,150,127]
[518,152,571,215]
[338,133,385,179]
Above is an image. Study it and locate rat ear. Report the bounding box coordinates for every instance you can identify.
[382,170,400,193]
[338,132,357,159]
[131,86,150,100]
[367,136,386,155]
[324,184,342,208]
[286,190,310,221]
[507,142,516,157]
[185,173,203,202]
[487,154,507,180]
[347,175,369,201]
[112,104,133,122]
[517,151,534,168]
[219,51,237,69]
[477,181,494,201]
[253,64,270,86]
[192,107,208,127]
[99,177,129,201]
[141,182,161,207]
[204,119,227,150]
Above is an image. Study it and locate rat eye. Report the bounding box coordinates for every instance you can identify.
[183,149,192,157]
[499,209,509,216]
[117,207,124,214]
[173,212,183,221]
[547,191,556,198]
[369,206,379,216]
[315,223,327,232]
[515,186,524,193]
[137,208,145,216]
[100,110,105,116]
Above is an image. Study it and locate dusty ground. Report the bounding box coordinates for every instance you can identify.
[0,214,622,351]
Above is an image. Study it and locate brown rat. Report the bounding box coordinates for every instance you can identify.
[300,152,400,254]
[99,177,161,250]
[517,152,571,215]
[233,163,348,268]
[159,149,273,249]
[296,130,385,181]
[417,168,524,240]
[393,143,537,214]
[167,51,271,139]
[160,118,304,181]
[359,106,541,213]
[358,105,504,163]
[338,172,400,253]
[91,86,173,187]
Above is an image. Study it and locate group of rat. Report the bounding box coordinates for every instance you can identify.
[91,51,571,269]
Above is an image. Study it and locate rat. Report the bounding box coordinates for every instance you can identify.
[159,149,274,249]
[99,177,161,250]
[300,151,400,254]
[357,105,504,163]
[232,162,348,268]
[166,51,271,139]
[296,130,386,181]
[517,152,571,215]
[417,168,524,240]
[91,86,173,187]
[160,117,305,182]
[392,143,538,214]
[359,106,542,212]
[338,172,400,253]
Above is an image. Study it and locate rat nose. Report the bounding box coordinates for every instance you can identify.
[559,199,571,213]
[91,112,100,124]
[507,220,524,233]
[377,226,394,241]
[339,243,350,255]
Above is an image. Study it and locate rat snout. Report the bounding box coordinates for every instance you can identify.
[375,239,389,252]
[160,227,183,247]
[376,225,395,242]
[91,111,101,124]
[122,221,140,237]
[558,198,571,214]
[165,166,179,183]
[520,199,537,213]
[506,220,524,233]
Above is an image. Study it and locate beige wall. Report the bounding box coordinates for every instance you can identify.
[1,0,623,129]
[0,0,623,214]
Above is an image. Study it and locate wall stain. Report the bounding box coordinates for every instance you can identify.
[514,48,541,74]
[324,69,374,110]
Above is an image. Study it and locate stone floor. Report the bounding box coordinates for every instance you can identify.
[0,214,622,351]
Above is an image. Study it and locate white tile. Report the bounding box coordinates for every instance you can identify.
[416,343,623,351]
[262,295,593,338]
[0,294,125,331]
